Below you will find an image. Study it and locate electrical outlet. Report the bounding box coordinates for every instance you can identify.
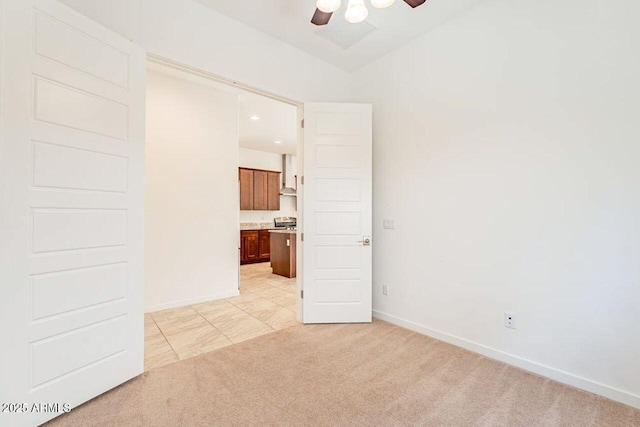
[382,285,390,296]
[504,312,516,329]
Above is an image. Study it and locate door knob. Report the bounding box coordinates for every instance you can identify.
[358,237,371,246]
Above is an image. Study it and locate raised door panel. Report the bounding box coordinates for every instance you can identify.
[239,168,254,210]
[259,230,271,260]
[245,232,260,261]
[240,231,260,264]
[253,170,268,210]
[267,172,281,211]
[240,235,247,263]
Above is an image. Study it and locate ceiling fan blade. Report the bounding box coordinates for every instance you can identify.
[403,0,427,7]
[311,8,333,26]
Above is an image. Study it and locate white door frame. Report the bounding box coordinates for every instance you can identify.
[145,55,306,322]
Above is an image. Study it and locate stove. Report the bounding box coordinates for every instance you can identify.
[274,216,297,229]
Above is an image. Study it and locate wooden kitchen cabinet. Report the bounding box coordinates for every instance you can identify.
[240,230,259,264]
[270,231,296,278]
[239,168,281,211]
[240,230,271,264]
[267,172,280,210]
[253,170,268,210]
[258,230,270,259]
[239,168,254,210]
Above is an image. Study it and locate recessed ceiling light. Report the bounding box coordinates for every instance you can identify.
[250,115,260,121]
[274,140,283,144]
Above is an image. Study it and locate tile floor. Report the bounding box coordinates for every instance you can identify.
[144,262,298,371]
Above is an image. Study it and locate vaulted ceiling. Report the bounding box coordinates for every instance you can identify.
[195,0,486,72]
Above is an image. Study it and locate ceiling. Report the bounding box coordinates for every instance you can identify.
[239,92,298,155]
[195,0,486,72]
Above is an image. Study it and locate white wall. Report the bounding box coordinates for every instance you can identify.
[59,0,640,408]
[58,0,351,103]
[239,148,297,224]
[352,0,640,408]
[146,70,239,311]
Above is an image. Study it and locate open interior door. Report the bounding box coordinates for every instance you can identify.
[302,103,373,324]
[0,1,145,425]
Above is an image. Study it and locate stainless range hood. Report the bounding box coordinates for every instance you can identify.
[281,154,297,196]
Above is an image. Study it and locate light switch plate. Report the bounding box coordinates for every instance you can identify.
[383,218,396,229]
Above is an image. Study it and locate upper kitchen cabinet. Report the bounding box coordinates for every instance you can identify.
[267,172,280,210]
[239,167,281,211]
[253,170,268,210]
[239,168,254,210]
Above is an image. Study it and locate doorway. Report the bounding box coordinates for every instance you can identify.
[143,57,304,371]
[237,87,299,322]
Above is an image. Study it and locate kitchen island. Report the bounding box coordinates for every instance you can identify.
[269,230,296,278]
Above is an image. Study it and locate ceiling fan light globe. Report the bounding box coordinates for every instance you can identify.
[317,0,342,13]
[370,0,395,8]
[345,0,369,23]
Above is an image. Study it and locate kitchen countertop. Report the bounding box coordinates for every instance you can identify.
[240,222,275,231]
[268,229,297,235]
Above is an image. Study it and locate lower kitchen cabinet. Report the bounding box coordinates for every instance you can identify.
[240,230,271,264]
[259,230,270,259]
[270,231,296,278]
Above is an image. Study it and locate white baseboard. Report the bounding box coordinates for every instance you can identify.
[145,289,240,313]
[373,309,640,410]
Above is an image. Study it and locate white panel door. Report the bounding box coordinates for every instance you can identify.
[0,1,145,426]
[302,103,372,323]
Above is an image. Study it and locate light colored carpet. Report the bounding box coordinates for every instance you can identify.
[46,320,639,426]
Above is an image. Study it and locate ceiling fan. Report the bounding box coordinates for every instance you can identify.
[312,0,426,26]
